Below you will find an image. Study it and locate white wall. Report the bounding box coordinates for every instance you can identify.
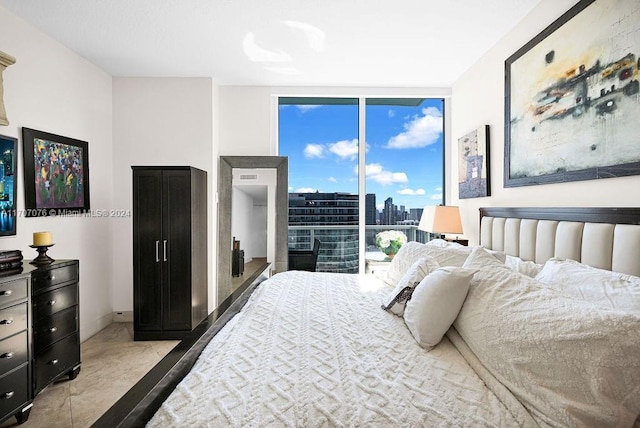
[0,6,114,340]
[218,86,273,155]
[451,0,640,245]
[231,168,276,263]
[251,204,268,258]
[231,187,254,261]
[112,77,216,312]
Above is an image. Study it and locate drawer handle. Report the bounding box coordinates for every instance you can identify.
[48,300,56,306]
[49,326,58,333]
[49,359,59,365]
[0,290,12,296]
[2,391,14,400]
[0,352,14,359]
[48,275,56,281]
[0,319,13,325]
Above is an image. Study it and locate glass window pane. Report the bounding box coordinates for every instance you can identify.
[279,99,360,273]
[364,98,444,261]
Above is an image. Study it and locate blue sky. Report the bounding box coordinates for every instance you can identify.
[279,98,443,211]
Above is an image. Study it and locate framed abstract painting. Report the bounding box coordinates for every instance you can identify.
[458,125,490,199]
[505,0,640,187]
[22,128,90,216]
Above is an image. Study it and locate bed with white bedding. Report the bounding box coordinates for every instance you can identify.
[96,207,640,427]
[148,270,533,427]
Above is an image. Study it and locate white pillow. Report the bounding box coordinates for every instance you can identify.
[403,266,476,350]
[383,241,472,287]
[456,246,640,427]
[425,238,462,247]
[535,258,640,316]
[504,254,543,277]
[381,257,440,316]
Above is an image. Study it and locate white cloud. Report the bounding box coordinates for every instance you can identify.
[297,105,322,113]
[397,188,426,196]
[376,203,384,210]
[328,139,358,160]
[386,106,443,149]
[295,187,318,193]
[304,143,325,158]
[364,163,408,185]
[328,176,337,183]
[429,186,443,201]
[388,109,395,118]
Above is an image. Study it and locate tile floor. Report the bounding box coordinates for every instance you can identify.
[0,323,178,428]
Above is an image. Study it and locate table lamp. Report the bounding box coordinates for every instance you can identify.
[418,205,463,239]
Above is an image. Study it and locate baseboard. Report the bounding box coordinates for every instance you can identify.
[81,312,114,342]
[113,311,133,323]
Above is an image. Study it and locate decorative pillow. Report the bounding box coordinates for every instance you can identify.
[403,266,476,350]
[381,257,440,316]
[535,258,640,316]
[455,246,640,427]
[425,238,462,247]
[383,241,472,287]
[504,254,543,277]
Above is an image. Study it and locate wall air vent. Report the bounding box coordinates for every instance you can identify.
[239,174,258,180]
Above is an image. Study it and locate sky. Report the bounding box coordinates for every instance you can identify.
[279,98,443,211]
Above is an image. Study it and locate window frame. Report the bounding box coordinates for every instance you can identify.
[273,89,451,273]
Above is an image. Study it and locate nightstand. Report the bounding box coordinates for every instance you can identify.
[445,238,469,246]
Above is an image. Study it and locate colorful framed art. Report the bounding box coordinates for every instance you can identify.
[22,127,90,216]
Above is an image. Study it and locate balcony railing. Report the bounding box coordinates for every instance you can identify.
[288,225,435,273]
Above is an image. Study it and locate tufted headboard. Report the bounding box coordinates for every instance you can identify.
[479,207,640,277]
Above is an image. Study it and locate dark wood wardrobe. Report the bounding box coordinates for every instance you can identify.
[132,166,207,340]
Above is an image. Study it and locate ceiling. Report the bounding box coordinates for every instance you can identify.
[0,0,543,87]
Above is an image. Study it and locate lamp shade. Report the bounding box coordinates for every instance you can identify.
[418,205,463,234]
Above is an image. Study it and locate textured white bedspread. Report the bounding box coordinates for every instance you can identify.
[148,271,527,427]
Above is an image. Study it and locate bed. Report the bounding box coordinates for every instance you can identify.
[96,207,640,427]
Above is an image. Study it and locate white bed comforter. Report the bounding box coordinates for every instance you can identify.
[148,271,529,427]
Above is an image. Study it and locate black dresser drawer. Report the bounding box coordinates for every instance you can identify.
[31,263,78,295]
[32,284,77,322]
[0,331,27,375]
[0,365,29,419]
[34,332,80,394]
[0,303,27,341]
[0,278,28,309]
[33,307,78,354]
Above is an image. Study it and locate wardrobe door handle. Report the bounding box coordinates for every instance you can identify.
[0,352,14,359]
[155,240,160,262]
[2,391,14,400]
[0,319,13,325]
[163,240,167,262]
[0,290,12,296]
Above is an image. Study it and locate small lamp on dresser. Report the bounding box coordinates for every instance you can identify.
[418,205,468,246]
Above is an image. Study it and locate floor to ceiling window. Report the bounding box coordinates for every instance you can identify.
[279,97,444,273]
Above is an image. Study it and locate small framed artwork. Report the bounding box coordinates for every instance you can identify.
[505,0,640,187]
[22,128,90,216]
[0,134,17,235]
[458,125,490,199]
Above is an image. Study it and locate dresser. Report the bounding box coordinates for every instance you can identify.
[30,260,81,395]
[0,270,32,425]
